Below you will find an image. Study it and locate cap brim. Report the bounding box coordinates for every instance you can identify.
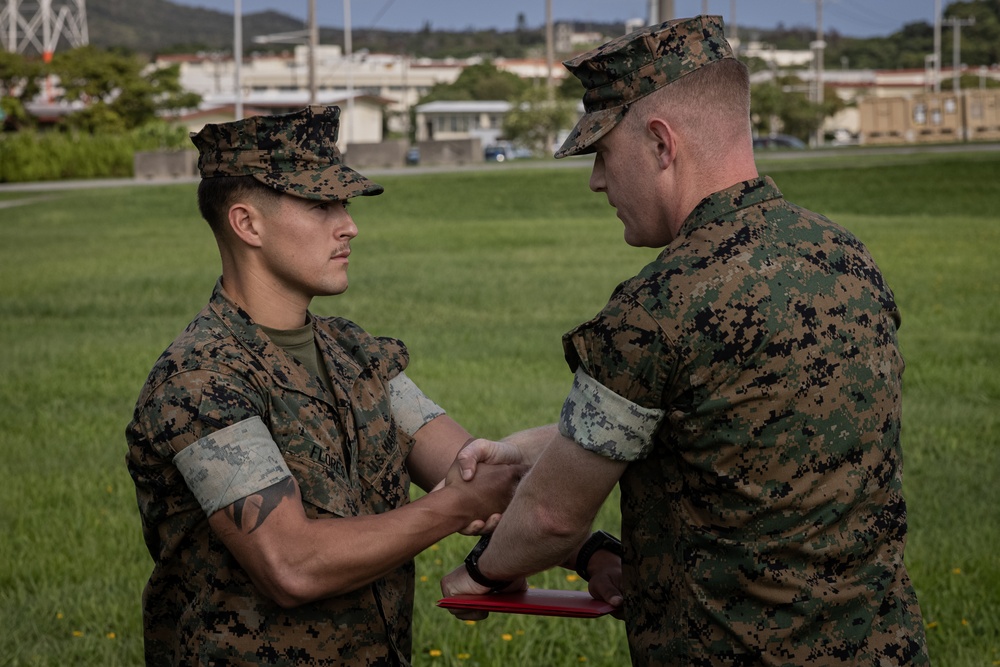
[554,106,626,159]
[255,163,383,201]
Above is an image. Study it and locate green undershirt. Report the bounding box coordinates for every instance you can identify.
[260,318,347,469]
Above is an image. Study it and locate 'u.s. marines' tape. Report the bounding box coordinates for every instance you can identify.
[558,367,665,462]
[389,371,445,436]
[173,415,292,516]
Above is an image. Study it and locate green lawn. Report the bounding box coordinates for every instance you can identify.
[0,149,997,666]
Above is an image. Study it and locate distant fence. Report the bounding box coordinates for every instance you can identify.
[133,138,487,178]
[345,140,408,169]
[133,150,198,179]
[859,89,1000,145]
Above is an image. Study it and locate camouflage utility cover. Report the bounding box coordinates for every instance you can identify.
[555,15,735,158]
[126,279,414,666]
[561,178,928,664]
[191,105,384,201]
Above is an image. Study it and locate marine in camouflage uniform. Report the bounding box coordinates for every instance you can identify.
[127,106,520,666]
[128,282,418,664]
[560,177,928,663]
[441,16,928,666]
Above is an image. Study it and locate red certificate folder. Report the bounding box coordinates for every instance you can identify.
[437,589,615,618]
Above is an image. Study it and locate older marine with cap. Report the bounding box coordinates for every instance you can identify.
[126,105,524,666]
[442,16,928,665]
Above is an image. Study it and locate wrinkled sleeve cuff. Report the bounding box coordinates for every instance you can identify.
[173,416,291,516]
[389,372,446,436]
[558,368,664,462]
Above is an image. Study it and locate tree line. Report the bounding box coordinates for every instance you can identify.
[1,0,997,181]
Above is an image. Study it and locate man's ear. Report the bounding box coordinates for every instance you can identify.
[647,118,677,170]
[227,203,264,248]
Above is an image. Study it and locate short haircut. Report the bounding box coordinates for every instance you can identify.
[196,175,283,237]
[622,58,752,161]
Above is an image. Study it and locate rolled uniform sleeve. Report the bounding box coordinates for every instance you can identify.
[388,372,445,436]
[174,416,291,516]
[560,291,674,462]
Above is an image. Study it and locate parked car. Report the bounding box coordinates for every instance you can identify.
[752,134,807,150]
[484,144,513,162]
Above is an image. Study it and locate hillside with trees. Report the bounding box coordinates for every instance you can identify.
[77,0,1000,69]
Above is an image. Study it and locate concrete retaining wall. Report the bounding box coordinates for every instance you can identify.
[345,140,408,169]
[134,150,198,179]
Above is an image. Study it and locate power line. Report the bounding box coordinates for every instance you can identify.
[831,0,901,32]
[368,0,396,29]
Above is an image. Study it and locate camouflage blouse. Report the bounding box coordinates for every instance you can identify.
[561,178,929,665]
[127,280,415,666]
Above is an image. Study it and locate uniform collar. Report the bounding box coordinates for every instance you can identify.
[206,278,357,404]
[679,176,783,237]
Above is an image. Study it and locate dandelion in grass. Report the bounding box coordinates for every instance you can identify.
[961,619,969,626]
[72,630,83,637]
[435,559,443,565]
[502,633,513,641]
[515,630,524,636]
[566,574,580,583]
[420,575,429,583]
[578,657,588,662]
[428,649,442,657]
[457,653,471,660]
[926,621,939,630]
[430,544,439,551]
[106,632,116,639]
[952,568,962,574]
[464,620,476,626]
[56,612,64,620]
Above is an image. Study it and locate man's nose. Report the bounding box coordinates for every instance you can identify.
[589,155,606,193]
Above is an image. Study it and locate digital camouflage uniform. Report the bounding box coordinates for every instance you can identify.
[560,178,928,665]
[127,280,415,666]
[126,106,417,665]
[553,17,928,664]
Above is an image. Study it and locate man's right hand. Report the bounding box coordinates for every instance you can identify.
[453,424,560,482]
[585,549,624,620]
[439,458,525,534]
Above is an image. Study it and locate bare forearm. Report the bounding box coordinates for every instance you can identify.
[501,423,559,466]
[474,435,626,582]
[478,485,591,581]
[282,488,476,601]
[212,456,525,607]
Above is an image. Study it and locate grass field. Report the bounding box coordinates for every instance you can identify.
[0,148,998,666]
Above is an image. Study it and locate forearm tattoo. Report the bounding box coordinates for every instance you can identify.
[224,476,296,534]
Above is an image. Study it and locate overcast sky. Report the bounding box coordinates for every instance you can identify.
[168,0,945,39]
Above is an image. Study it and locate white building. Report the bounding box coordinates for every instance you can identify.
[413,100,512,144]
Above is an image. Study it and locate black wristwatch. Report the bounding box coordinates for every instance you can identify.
[464,534,513,593]
[575,530,623,582]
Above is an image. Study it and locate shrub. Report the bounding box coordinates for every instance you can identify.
[0,122,191,183]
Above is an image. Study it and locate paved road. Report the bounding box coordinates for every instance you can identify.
[2,141,998,201]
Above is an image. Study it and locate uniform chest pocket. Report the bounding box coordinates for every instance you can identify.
[356,426,412,512]
[282,435,359,518]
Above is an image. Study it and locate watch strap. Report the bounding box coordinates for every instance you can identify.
[574,530,622,582]
[464,534,513,593]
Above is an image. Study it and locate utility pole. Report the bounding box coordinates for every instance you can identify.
[545,0,554,154]
[730,0,737,43]
[545,0,553,94]
[234,0,242,120]
[947,16,975,92]
[307,0,317,105]
[344,0,354,144]
[933,0,942,93]
[652,0,673,23]
[811,0,825,147]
